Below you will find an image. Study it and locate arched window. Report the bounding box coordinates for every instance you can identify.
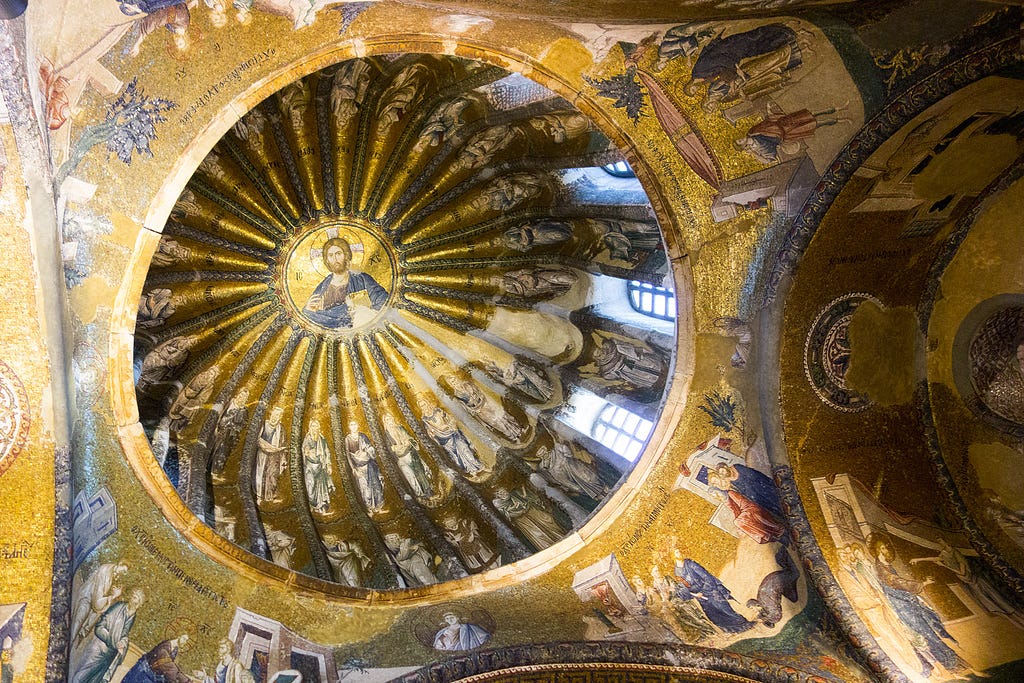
[602,160,636,178]
[627,280,676,321]
[591,403,653,461]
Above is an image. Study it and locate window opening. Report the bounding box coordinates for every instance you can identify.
[602,160,636,178]
[627,280,676,321]
[591,403,653,461]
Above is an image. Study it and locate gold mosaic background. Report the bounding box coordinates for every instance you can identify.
[0,1,1020,682]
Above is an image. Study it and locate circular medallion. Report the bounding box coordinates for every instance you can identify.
[281,223,396,333]
[803,293,881,412]
[0,359,30,477]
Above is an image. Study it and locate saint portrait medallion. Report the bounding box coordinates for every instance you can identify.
[281,222,396,333]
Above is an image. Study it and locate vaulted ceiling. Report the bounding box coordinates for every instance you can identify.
[0,2,1020,682]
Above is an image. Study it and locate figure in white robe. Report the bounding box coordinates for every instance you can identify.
[417,396,484,474]
[382,413,433,498]
[496,220,572,252]
[593,337,665,390]
[264,526,295,569]
[330,58,372,126]
[441,516,496,571]
[470,173,547,213]
[71,563,128,645]
[167,365,219,433]
[72,589,144,683]
[323,536,370,587]
[538,441,607,501]
[492,487,563,550]
[233,0,365,31]
[484,358,553,402]
[302,419,335,512]
[197,639,254,683]
[137,288,175,329]
[499,267,577,300]
[432,613,490,651]
[346,420,385,513]
[376,62,430,133]
[210,387,248,472]
[448,375,525,442]
[385,533,438,586]
[255,406,287,503]
[456,124,517,171]
[136,335,194,394]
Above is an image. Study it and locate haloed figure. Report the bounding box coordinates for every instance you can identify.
[254,406,287,503]
[73,589,145,683]
[302,418,335,512]
[346,420,385,513]
[432,612,490,651]
[303,237,388,328]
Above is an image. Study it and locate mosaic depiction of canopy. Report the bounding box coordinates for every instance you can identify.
[132,54,677,591]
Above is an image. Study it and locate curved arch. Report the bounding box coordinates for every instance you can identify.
[400,641,836,683]
[759,37,1024,683]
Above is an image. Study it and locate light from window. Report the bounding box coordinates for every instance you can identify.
[592,403,653,461]
[628,280,675,321]
[602,160,636,178]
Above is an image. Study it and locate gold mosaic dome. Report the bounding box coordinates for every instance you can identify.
[133,54,676,591]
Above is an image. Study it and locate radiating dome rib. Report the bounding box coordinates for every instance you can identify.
[134,54,677,592]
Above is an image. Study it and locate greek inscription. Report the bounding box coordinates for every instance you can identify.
[0,541,33,561]
[131,525,229,607]
[178,49,277,126]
